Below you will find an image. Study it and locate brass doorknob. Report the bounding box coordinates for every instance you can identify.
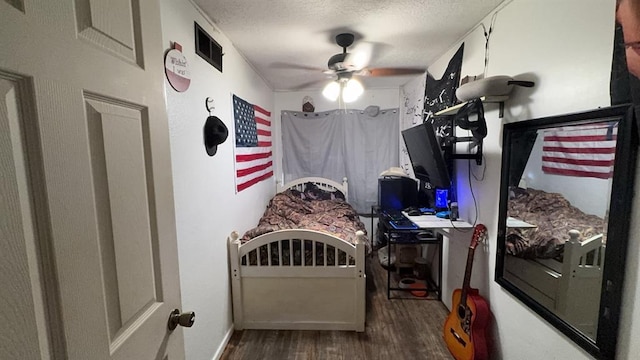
[168,309,195,331]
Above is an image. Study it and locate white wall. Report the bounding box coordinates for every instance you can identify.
[417,0,639,359]
[400,75,428,177]
[159,1,275,359]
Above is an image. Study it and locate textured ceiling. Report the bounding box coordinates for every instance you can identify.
[193,0,505,91]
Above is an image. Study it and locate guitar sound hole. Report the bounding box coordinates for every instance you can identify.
[457,305,467,319]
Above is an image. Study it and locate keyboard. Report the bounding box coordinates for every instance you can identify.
[382,209,406,221]
[389,219,419,230]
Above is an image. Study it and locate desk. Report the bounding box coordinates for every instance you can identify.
[379,212,472,300]
[506,216,537,228]
[407,213,473,231]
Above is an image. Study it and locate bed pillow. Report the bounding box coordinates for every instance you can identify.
[303,182,345,201]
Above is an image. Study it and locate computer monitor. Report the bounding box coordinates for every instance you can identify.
[401,122,452,190]
[378,177,418,210]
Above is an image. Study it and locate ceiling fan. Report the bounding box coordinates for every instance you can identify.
[324,33,426,101]
[280,33,426,101]
[323,33,425,80]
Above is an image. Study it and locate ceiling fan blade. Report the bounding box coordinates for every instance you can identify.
[270,61,326,72]
[360,67,426,77]
[291,78,328,90]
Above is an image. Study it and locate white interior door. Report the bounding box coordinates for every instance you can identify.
[0,1,185,359]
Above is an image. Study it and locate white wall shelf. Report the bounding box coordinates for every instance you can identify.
[435,95,509,117]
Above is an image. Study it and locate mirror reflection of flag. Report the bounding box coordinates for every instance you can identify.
[233,94,272,192]
[542,122,618,179]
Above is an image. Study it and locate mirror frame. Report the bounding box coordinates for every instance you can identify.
[495,104,639,359]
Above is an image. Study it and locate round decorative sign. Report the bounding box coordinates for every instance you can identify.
[165,44,191,92]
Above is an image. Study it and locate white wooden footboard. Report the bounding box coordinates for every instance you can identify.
[228,229,366,332]
[504,230,604,338]
[556,230,604,337]
[560,230,605,279]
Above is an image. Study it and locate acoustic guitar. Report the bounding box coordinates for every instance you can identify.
[443,224,490,360]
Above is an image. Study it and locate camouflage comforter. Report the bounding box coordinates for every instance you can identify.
[506,187,605,259]
[241,184,369,250]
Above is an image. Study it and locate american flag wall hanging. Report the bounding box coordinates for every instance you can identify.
[232,94,273,192]
[541,122,618,179]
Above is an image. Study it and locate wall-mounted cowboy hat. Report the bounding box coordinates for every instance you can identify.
[203,115,229,156]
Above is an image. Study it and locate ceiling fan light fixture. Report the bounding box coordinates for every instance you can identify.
[342,78,363,103]
[322,81,340,101]
[346,42,373,70]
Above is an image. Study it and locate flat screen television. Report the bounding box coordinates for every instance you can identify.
[401,122,452,190]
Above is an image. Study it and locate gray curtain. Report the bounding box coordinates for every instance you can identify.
[282,108,399,213]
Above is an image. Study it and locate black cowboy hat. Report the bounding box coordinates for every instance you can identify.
[203,115,229,156]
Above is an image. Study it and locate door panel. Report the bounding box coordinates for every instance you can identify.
[4,0,24,12]
[0,0,184,359]
[0,73,46,360]
[85,96,160,342]
[75,0,142,64]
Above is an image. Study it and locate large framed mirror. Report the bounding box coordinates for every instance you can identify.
[495,104,639,359]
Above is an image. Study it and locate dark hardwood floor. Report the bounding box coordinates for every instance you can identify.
[220,253,454,360]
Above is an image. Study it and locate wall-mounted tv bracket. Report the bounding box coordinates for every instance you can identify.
[441,135,483,165]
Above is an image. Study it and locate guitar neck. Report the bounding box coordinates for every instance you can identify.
[460,246,476,305]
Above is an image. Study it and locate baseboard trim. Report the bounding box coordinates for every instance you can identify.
[212,324,234,360]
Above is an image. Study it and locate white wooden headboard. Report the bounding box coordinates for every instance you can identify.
[277,177,349,201]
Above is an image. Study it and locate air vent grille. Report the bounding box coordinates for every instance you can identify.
[195,22,222,72]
